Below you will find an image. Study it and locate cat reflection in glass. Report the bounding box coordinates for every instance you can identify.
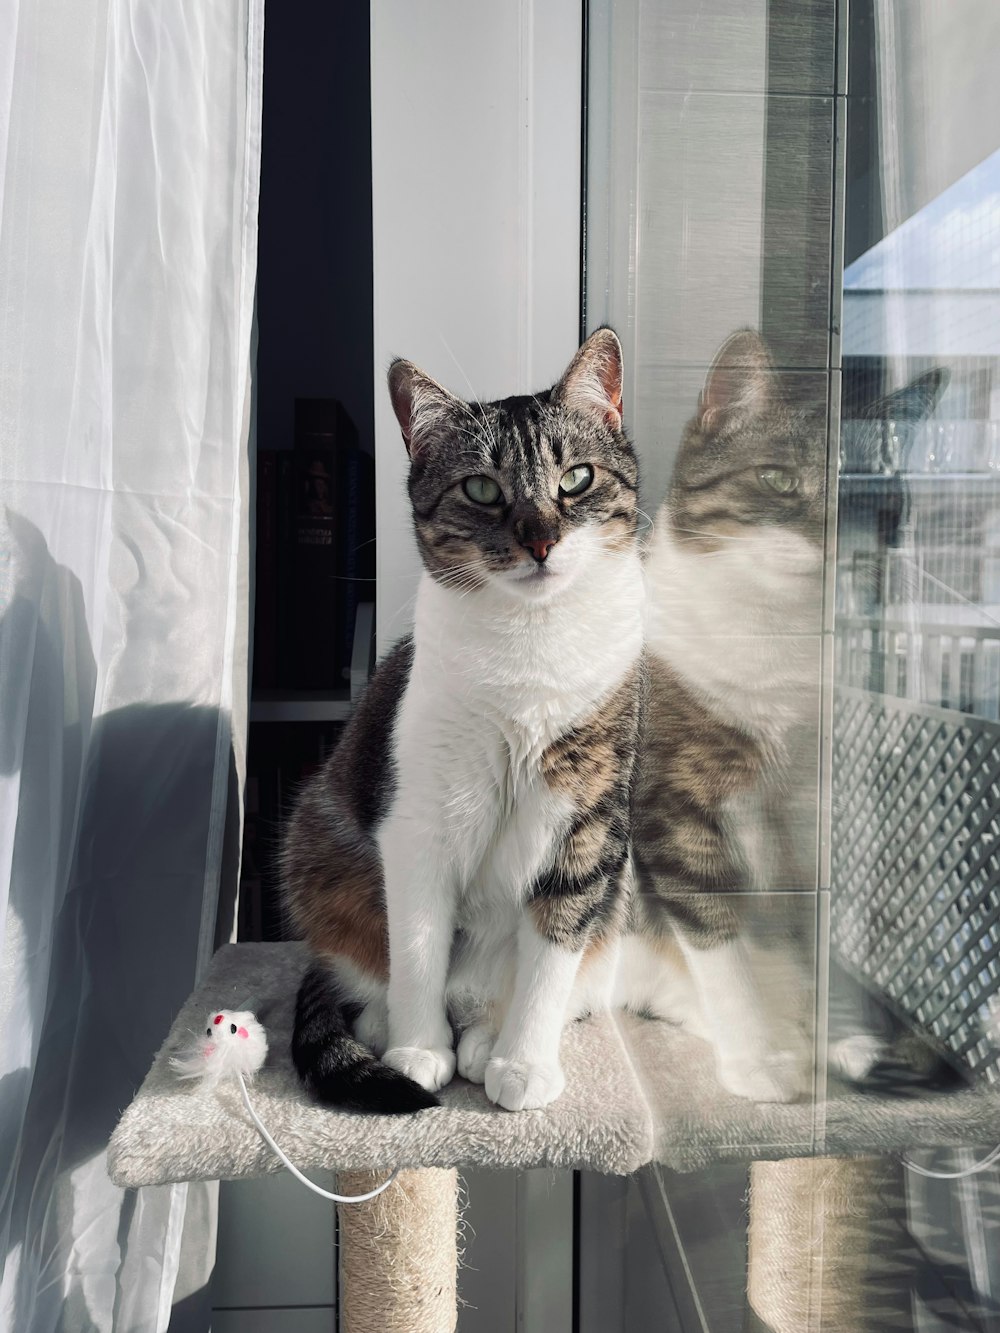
[623,330,828,1101]
[627,330,948,1101]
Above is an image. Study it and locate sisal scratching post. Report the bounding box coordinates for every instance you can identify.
[747,1157,914,1333]
[337,1167,459,1333]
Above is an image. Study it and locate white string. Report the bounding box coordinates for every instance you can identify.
[237,1072,400,1203]
[902,1144,1000,1180]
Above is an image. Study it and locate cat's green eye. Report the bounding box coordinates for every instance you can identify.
[559,464,594,497]
[463,475,503,505]
[757,467,799,495]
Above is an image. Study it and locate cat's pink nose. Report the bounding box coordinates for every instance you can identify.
[525,537,557,562]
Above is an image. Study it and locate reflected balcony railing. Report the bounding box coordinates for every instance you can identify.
[832,475,1000,1085]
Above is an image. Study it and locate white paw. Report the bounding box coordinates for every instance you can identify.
[354,999,388,1056]
[718,1047,812,1104]
[456,1024,495,1084]
[485,1056,565,1111]
[382,1045,456,1094]
[829,1034,885,1083]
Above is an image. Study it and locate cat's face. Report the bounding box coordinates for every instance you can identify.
[388,330,639,602]
[666,331,827,591]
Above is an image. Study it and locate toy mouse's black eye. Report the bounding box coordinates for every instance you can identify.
[206,1027,212,1036]
[230,1023,237,1034]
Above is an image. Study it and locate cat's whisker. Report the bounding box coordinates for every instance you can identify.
[435,558,494,582]
[435,331,479,396]
[435,568,493,598]
[434,338,501,459]
[671,525,758,545]
[437,566,489,581]
[435,562,491,578]
[379,588,421,642]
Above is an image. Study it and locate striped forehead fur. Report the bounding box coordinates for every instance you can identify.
[668,387,827,553]
[399,370,638,587]
[409,390,634,493]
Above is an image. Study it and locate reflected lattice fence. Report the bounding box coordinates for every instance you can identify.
[831,687,1000,1082]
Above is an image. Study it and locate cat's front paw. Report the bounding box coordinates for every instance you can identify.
[383,1045,456,1094]
[456,1024,495,1084]
[717,1047,811,1104]
[485,1056,565,1111]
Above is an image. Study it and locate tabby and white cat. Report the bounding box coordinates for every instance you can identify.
[283,329,645,1114]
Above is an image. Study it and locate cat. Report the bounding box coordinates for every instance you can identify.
[282,328,646,1114]
[618,329,949,1102]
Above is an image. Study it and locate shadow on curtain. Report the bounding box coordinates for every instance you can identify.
[0,0,262,1327]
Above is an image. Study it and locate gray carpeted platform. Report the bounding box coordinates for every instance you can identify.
[107,943,1000,1187]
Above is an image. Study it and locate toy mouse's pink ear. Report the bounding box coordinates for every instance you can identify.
[213,1014,224,1024]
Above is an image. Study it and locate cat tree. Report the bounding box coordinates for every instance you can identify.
[109,943,1000,1331]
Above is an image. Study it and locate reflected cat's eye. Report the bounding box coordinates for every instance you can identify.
[757,467,799,495]
[463,475,503,505]
[559,464,594,496]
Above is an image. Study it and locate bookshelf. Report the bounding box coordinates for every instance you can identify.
[249,691,352,724]
[242,0,377,949]
[250,602,375,724]
[240,588,375,943]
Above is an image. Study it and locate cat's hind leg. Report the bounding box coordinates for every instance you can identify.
[683,927,813,1103]
[612,933,708,1038]
[456,1021,496,1084]
[650,896,813,1103]
[354,992,389,1057]
[449,943,512,1085]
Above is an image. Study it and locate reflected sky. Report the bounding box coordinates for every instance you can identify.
[846,147,1000,291]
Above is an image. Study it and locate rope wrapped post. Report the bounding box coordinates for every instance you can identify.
[747,1157,914,1332]
[337,1167,459,1333]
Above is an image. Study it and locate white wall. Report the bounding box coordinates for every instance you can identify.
[370,0,582,650]
[370,10,582,1330]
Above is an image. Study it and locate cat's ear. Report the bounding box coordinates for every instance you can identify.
[862,367,950,423]
[699,329,777,431]
[554,328,624,430]
[387,359,463,457]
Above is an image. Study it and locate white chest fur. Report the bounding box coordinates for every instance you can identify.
[388,552,644,888]
[644,517,822,742]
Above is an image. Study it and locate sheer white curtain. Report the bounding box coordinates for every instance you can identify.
[0,2,262,1329]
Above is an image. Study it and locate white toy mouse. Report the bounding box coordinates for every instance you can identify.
[171,1009,268,1086]
[168,1005,399,1204]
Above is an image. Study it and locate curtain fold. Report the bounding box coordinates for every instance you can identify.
[0,1,262,1329]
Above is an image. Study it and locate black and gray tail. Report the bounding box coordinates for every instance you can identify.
[292,962,439,1114]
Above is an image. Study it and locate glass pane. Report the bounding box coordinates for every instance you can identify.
[586,0,1000,1327]
[833,55,1000,1096]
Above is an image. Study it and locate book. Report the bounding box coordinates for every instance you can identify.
[291,441,340,688]
[252,450,278,688]
[275,451,295,686]
[251,400,375,692]
[335,444,376,681]
[288,398,372,688]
